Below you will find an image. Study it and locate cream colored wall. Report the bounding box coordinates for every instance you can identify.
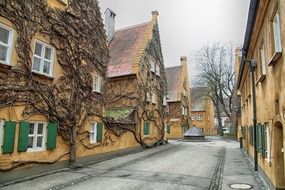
[167,121,183,139]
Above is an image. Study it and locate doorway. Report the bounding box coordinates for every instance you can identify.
[275,121,285,188]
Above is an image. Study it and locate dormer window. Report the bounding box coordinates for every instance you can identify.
[0,23,14,65]
[150,61,155,73]
[32,40,55,76]
[156,65,160,76]
[93,75,102,93]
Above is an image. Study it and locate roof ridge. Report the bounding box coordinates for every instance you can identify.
[115,21,150,32]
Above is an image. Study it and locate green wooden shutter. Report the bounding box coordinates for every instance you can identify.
[261,124,266,158]
[3,121,16,154]
[47,123,58,150]
[144,122,149,135]
[256,124,259,152]
[97,122,103,142]
[167,125,170,134]
[18,122,29,152]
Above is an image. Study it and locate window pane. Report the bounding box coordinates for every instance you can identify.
[28,137,34,148]
[29,123,35,134]
[37,137,43,147]
[44,47,52,60]
[90,133,94,141]
[0,45,7,62]
[37,123,44,134]
[33,57,41,71]
[43,61,50,74]
[34,43,42,56]
[0,27,9,44]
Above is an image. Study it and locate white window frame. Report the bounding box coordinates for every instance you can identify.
[0,23,14,65]
[152,93,157,104]
[90,123,97,144]
[183,88,187,97]
[197,114,203,121]
[93,75,102,93]
[27,122,47,152]
[155,65,160,76]
[260,43,266,75]
[265,124,271,162]
[0,120,4,154]
[32,40,55,77]
[146,92,151,102]
[185,107,188,116]
[181,106,185,115]
[191,115,195,120]
[163,95,167,106]
[273,11,282,53]
[150,61,155,73]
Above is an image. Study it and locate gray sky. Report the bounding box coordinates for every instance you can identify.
[98,0,250,83]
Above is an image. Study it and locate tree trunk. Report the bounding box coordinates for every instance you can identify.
[70,126,77,168]
[215,103,224,136]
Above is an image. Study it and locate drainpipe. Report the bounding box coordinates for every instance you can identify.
[247,59,258,171]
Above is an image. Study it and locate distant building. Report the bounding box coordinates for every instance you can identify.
[190,87,216,135]
[105,11,168,146]
[165,57,191,139]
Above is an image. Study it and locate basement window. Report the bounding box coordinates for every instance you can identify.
[28,122,47,151]
[32,40,55,77]
[0,23,14,65]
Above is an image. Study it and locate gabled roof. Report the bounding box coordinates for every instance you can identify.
[165,65,182,102]
[191,87,208,111]
[107,22,150,77]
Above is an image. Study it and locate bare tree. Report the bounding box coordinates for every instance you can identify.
[194,43,235,135]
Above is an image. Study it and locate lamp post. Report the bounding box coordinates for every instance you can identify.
[245,59,258,171]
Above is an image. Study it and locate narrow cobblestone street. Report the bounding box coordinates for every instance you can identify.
[0,137,267,190]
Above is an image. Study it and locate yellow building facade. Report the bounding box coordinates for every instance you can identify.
[0,0,165,183]
[237,0,285,188]
[165,57,191,139]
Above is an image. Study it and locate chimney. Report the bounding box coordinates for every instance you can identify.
[104,8,116,42]
[180,56,187,65]
[151,10,159,20]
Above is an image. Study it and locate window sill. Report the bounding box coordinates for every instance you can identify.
[92,90,102,94]
[268,51,282,66]
[27,148,46,152]
[57,0,68,5]
[255,74,266,85]
[0,62,12,70]
[32,71,54,81]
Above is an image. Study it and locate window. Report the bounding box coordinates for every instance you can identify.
[0,23,14,65]
[183,88,187,97]
[197,115,202,121]
[272,11,282,53]
[181,106,185,115]
[90,122,103,144]
[93,75,102,93]
[163,95,167,106]
[0,120,4,154]
[90,123,97,144]
[152,93,157,104]
[155,65,160,76]
[32,41,54,76]
[150,61,155,73]
[185,107,188,116]
[265,123,270,160]
[260,43,266,76]
[28,122,47,151]
[144,121,150,136]
[191,115,195,120]
[146,92,151,102]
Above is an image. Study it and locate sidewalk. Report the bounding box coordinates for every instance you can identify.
[221,139,269,190]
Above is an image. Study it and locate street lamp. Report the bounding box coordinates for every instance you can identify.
[244,58,258,171]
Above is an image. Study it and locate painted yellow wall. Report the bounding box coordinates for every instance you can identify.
[238,0,285,187]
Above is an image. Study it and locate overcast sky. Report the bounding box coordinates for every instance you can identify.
[98,0,250,83]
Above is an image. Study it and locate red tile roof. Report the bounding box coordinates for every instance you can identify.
[165,65,182,102]
[107,23,150,77]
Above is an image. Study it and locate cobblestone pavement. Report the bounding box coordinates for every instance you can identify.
[1,136,268,190]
